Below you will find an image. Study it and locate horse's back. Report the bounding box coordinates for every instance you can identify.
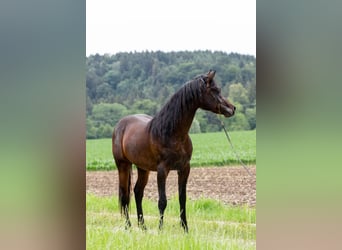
[112,114,152,150]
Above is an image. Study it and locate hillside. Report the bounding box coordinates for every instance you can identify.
[86,51,256,138]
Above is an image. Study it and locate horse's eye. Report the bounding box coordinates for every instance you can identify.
[211,87,220,93]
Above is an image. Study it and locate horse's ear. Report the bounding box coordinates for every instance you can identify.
[206,70,216,87]
[207,70,216,81]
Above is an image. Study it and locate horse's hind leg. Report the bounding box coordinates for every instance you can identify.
[178,163,190,233]
[157,164,169,230]
[134,167,150,230]
[117,161,132,229]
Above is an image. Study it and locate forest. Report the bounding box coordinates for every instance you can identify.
[86,50,256,139]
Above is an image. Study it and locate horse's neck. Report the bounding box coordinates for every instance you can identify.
[150,81,202,143]
[174,106,197,139]
[169,100,200,141]
[150,102,198,143]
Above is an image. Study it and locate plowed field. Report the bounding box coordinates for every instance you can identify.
[86,166,256,207]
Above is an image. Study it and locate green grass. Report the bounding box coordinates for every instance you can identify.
[86,130,256,170]
[190,130,256,167]
[86,194,256,250]
[86,131,256,249]
[86,138,114,170]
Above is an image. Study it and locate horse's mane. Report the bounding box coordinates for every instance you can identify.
[148,75,206,144]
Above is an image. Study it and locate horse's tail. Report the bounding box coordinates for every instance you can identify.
[112,121,132,216]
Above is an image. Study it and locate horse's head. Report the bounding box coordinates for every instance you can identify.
[199,70,236,117]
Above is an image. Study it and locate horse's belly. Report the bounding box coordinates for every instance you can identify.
[125,144,158,171]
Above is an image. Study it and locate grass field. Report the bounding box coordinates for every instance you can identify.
[86,194,256,250]
[86,130,256,170]
[87,130,256,249]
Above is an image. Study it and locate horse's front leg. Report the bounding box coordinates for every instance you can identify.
[157,164,169,230]
[178,163,190,233]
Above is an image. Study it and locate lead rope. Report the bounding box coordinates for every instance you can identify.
[218,117,254,177]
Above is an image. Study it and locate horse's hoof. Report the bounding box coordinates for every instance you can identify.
[181,221,188,233]
[125,221,132,230]
[158,220,164,231]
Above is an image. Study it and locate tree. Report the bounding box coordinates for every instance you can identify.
[224,112,250,131]
[189,118,201,134]
[86,51,256,138]
[86,95,93,116]
[86,118,97,139]
[131,99,159,116]
[96,82,114,102]
[91,103,128,127]
[103,68,120,90]
[97,124,113,138]
[226,65,240,82]
[245,108,256,129]
[228,83,249,106]
[246,80,256,104]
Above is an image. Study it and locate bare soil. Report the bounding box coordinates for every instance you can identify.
[86,166,256,207]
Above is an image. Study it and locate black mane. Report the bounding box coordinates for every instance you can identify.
[148,75,205,143]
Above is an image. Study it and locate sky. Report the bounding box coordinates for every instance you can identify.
[86,0,255,56]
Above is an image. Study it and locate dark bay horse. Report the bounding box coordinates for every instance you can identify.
[112,70,235,232]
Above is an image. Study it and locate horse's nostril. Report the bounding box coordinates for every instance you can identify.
[233,106,236,111]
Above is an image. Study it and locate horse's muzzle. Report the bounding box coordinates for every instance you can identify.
[221,105,235,117]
